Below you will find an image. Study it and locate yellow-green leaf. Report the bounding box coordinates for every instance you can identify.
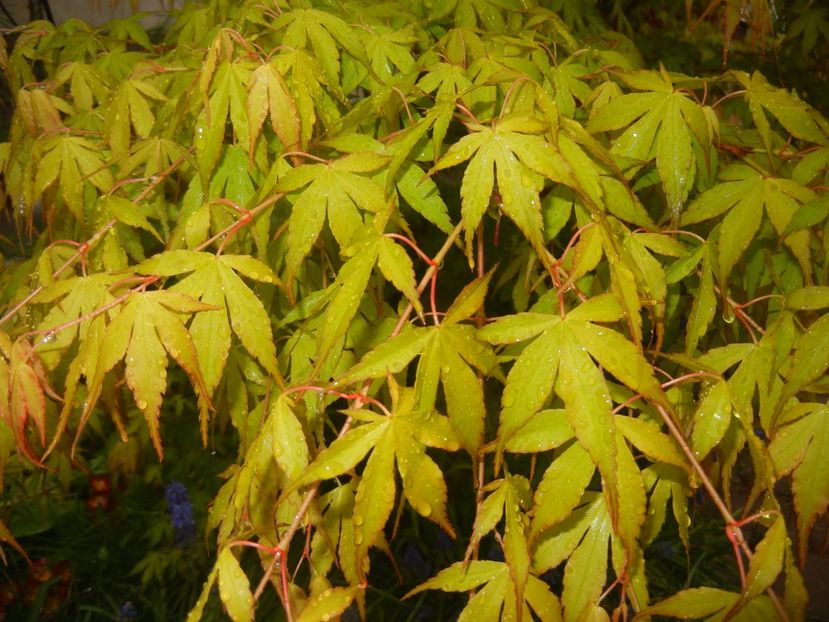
[217,549,253,622]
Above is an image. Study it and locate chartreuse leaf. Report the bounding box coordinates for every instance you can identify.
[443,268,494,325]
[641,464,690,548]
[377,237,421,315]
[247,61,300,158]
[561,493,611,622]
[588,82,709,215]
[467,479,508,556]
[396,163,453,234]
[98,291,213,458]
[777,314,829,411]
[106,77,166,156]
[691,379,732,461]
[336,328,432,384]
[275,156,387,276]
[296,586,359,622]
[438,327,491,453]
[682,167,817,287]
[633,587,738,620]
[35,274,115,369]
[524,574,564,622]
[741,518,787,603]
[405,560,505,597]
[616,415,686,469]
[269,396,309,481]
[316,240,378,364]
[291,421,389,489]
[33,134,113,221]
[217,548,254,622]
[684,245,716,354]
[503,478,532,615]
[786,286,829,311]
[291,384,457,574]
[276,8,367,89]
[137,251,279,393]
[186,568,218,622]
[655,94,695,217]
[458,569,510,622]
[613,433,648,555]
[531,441,595,539]
[557,329,620,524]
[770,403,829,560]
[353,428,396,579]
[432,120,577,255]
[479,314,561,459]
[339,303,495,454]
[507,409,574,454]
[394,409,457,536]
[534,494,604,573]
[735,70,829,151]
[5,341,47,464]
[406,560,562,622]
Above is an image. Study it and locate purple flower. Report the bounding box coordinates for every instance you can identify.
[165,481,195,546]
[119,601,138,620]
[401,544,432,581]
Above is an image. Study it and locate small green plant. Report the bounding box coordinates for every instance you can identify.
[0,1,828,620]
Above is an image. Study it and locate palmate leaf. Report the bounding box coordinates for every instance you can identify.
[432,117,578,256]
[776,314,829,413]
[116,137,187,179]
[288,384,458,576]
[531,441,595,540]
[275,153,389,276]
[0,337,52,464]
[97,290,214,458]
[105,76,167,156]
[275,8,368,90]
[55,61,110,111]
[295,586,359,622]
[588,71,713,216]
[272,48,339,148]
[246,61,301,158]
[194,60,253,184]
[641,464,690,548]
[734,70,829,153]
[32,134,113,221]
[137,251,280,394]
[532,493,612,622]
[480,296,659,553]
[336,272,496,452]
[770,403,829,560]
[479,294,665,457]
[33,273,117,369]
[681,165,818,286]
[405,559,562,622]
[690,379,732,461]
[217,548,254,622]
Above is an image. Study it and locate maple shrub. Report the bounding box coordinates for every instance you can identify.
[1,0,828,620]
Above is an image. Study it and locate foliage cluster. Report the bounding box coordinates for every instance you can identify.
[0,0,828,620]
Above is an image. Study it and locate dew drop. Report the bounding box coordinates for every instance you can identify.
[137,399,148,409]
[418,501,432,517]
[722,305,736,324]
[353,514,364,526]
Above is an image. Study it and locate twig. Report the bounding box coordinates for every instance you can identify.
[654,405,790,622]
